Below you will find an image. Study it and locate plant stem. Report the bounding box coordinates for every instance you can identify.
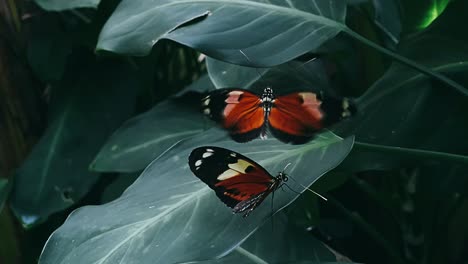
[343,28,468,97]
[327,195,406,264]
[354,141,468,165]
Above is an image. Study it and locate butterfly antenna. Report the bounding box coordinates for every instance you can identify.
[282,163,327,200]
[287,176,328,201]
[239,49,265,82]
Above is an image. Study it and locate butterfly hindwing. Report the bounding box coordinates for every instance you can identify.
[188,146,274,210]
[202,89,265,142]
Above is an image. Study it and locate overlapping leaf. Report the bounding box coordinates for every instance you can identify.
[92,76,214,173]
[40,129,354,264]
[35,0,100,11]
[10,62,139,227]
[194,213,350,263]
[340,1,468,171]
[97,0,346,66]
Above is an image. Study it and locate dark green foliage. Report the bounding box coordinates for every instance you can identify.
[1,0,467,263]
[0,179,11,212]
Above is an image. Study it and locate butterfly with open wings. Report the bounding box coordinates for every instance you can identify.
[202,87,355,144]
[189,146,289,217]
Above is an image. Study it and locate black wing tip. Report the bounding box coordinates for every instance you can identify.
[344,97,358,116]
[321,96,357,126]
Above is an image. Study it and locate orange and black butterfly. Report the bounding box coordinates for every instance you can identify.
[189,146,288,217]
[201,88,356,144]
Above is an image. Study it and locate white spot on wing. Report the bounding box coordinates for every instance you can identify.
[203,98,210,105]
[195,160,202,167]
[202,152,213,158]
[203,108,210,115]
[206,149,214,152]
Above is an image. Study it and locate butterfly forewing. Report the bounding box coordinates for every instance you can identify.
[189,146,274,212]
[202,89,265,142]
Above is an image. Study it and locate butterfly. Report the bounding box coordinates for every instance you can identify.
[201,87,355,144]
[188,146,288,217]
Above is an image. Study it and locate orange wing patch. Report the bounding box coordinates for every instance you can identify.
[269,92,324,137]
[222,91,264,134]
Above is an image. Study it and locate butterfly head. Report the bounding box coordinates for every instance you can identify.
[277,171,289,182]
[276,162,291,182]
[261,87,274,103]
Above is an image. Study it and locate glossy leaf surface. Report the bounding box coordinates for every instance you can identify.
[40,130,354,263]
[35,0,100,11]
[97,0,346,66]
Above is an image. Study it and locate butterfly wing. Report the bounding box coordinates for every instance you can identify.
[202,89,265,142]
[269,92,355,144]
[188,146,274,213]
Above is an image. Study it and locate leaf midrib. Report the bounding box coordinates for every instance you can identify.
[78,187,208,264]
[35,105,71,202]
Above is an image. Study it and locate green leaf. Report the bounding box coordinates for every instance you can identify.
[400,0,451,33]
[206,57,330,93]
[40,129,354,264]
[35,0,100,11]
[176,74,216,96]
[0,179,11,213]
[340,11,468,171]
[194,213,346,263]
[91,97,207,173]
[97,0,347,66]
[10,61,139,227]
[100,173,140,203]
[27,15,72,82]
[372,0,401,44]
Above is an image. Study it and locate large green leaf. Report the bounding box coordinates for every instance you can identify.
[206,57,330,93]
[27,15,72,82]
[97,0,346,66]
[40,129,354,264]
[195,213,349,263]
[35,0,100,11]
[91,80,212,173]
[10,61,139,227]
[100,173,140,203]
[399,0,451,33]
[372,0,401,44]
[339,2,468,171]
[0,179,11,213]
[97,0,467,96]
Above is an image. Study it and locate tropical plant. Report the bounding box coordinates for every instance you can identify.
[0,0,467,264]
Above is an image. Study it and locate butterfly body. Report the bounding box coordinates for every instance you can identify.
[202,88,355,144]
[188,146,288,217]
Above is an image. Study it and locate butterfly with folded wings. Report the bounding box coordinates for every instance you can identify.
[189,146,289,217]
